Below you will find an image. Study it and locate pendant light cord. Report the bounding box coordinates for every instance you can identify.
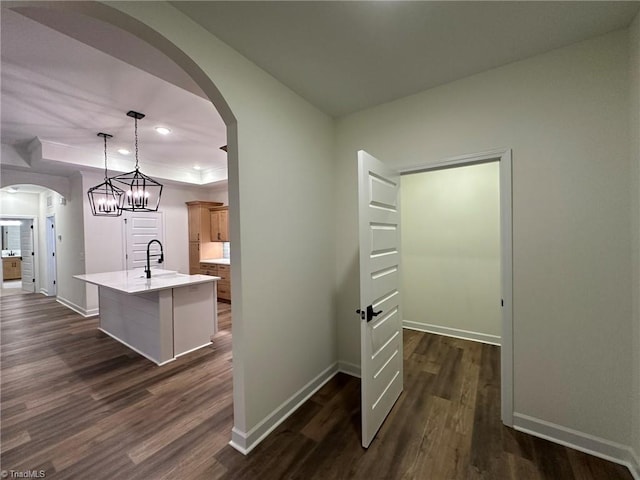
[134,117,140,170]
[103,134,108,181]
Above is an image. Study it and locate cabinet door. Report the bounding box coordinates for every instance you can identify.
[200,206,212,242]
[188,206,201,242]
[188,242,201,274]
[210,211,221,242]
[2,260,11,279]
[219,210,229,242]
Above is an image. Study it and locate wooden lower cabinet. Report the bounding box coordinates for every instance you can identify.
[3,258,21,280]
[199,262,231,302]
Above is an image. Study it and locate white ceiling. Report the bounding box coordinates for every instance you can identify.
[1,2,639,186]
[1,8,227,185]
[172,1,640,117]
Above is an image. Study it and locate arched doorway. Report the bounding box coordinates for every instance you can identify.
[4,0,245,444]
[0,184,64,297]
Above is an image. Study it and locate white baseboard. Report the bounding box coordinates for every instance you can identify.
[174,341,213,359]
[97,328,174,366]
[513,413,638,478]
[229,362,339,455]
[56,296,98,317]
[403,320,501,346]
[630,448,640,480]
[40,288,48,296]
[338,360,361,378]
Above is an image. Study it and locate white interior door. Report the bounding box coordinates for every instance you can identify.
[124,212,164,271]
[46,215,57,296]
[20,219,35,293]
[357,150,403,448]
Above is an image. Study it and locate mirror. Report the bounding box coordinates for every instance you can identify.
[1,224,21,251]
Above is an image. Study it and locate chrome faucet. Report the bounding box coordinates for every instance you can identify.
[145,239,164,278]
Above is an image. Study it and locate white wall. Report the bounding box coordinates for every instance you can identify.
[44,174,88,314]
[206,182,229,205]
[67,1,336,451]
[401,163,501,340]
[1,168,70,199]
[629,10,640,475]
[336,30,633,450]
[0,191,40,216]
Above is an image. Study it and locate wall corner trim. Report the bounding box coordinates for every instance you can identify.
[513,413,638,479]
[229,362,339,455]
[403,320,501,346]
[56,296,98,318]
[338,360,361,378]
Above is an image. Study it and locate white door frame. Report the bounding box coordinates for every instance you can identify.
[400,148,514,427]
[45,215,57,296]
[1,215,39,291]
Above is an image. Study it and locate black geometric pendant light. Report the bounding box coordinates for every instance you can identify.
[111,111,163,212]
[87,133,125,216]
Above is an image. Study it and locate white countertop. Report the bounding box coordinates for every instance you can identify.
[74,269,219,295]
[200,258,230,265]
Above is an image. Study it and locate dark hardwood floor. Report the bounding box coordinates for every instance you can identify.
[0,293,632,479]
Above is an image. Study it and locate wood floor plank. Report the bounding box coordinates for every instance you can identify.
[1,293,633,479]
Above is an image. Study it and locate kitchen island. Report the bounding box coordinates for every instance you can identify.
[74,269,219,365]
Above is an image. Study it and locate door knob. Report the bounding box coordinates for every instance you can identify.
[357,305,383,322]
[366,305,382,322]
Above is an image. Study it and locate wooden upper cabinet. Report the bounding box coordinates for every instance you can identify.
[186,201,223,243]
[188,206,200,242]
[186,201,224,274]
[210,207,229,242]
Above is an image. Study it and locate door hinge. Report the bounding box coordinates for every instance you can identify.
[53,280,56,285]
[52,252,55,257]
[124,218,128,224]
[30,225,33,229]
[501,299,504,307]
[31,252,34,256]
[32,278,35,282]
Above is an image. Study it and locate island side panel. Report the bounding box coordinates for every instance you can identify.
[172,281,217,357]
[98,286,170,364]
[158,290,175,363]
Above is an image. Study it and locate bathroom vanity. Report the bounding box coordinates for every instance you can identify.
[2,256,21,280]
[74,269,219,365]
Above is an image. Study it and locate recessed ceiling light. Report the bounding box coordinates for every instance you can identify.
[155,126,171,135]
[193,165,202,171]
[117,148,130,155]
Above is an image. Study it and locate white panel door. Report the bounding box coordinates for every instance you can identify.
[20,219,35,293]
[124,212,164,271]
[358,150,403,448]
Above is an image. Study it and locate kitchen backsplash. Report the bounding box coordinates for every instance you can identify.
[223,242,230,259]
